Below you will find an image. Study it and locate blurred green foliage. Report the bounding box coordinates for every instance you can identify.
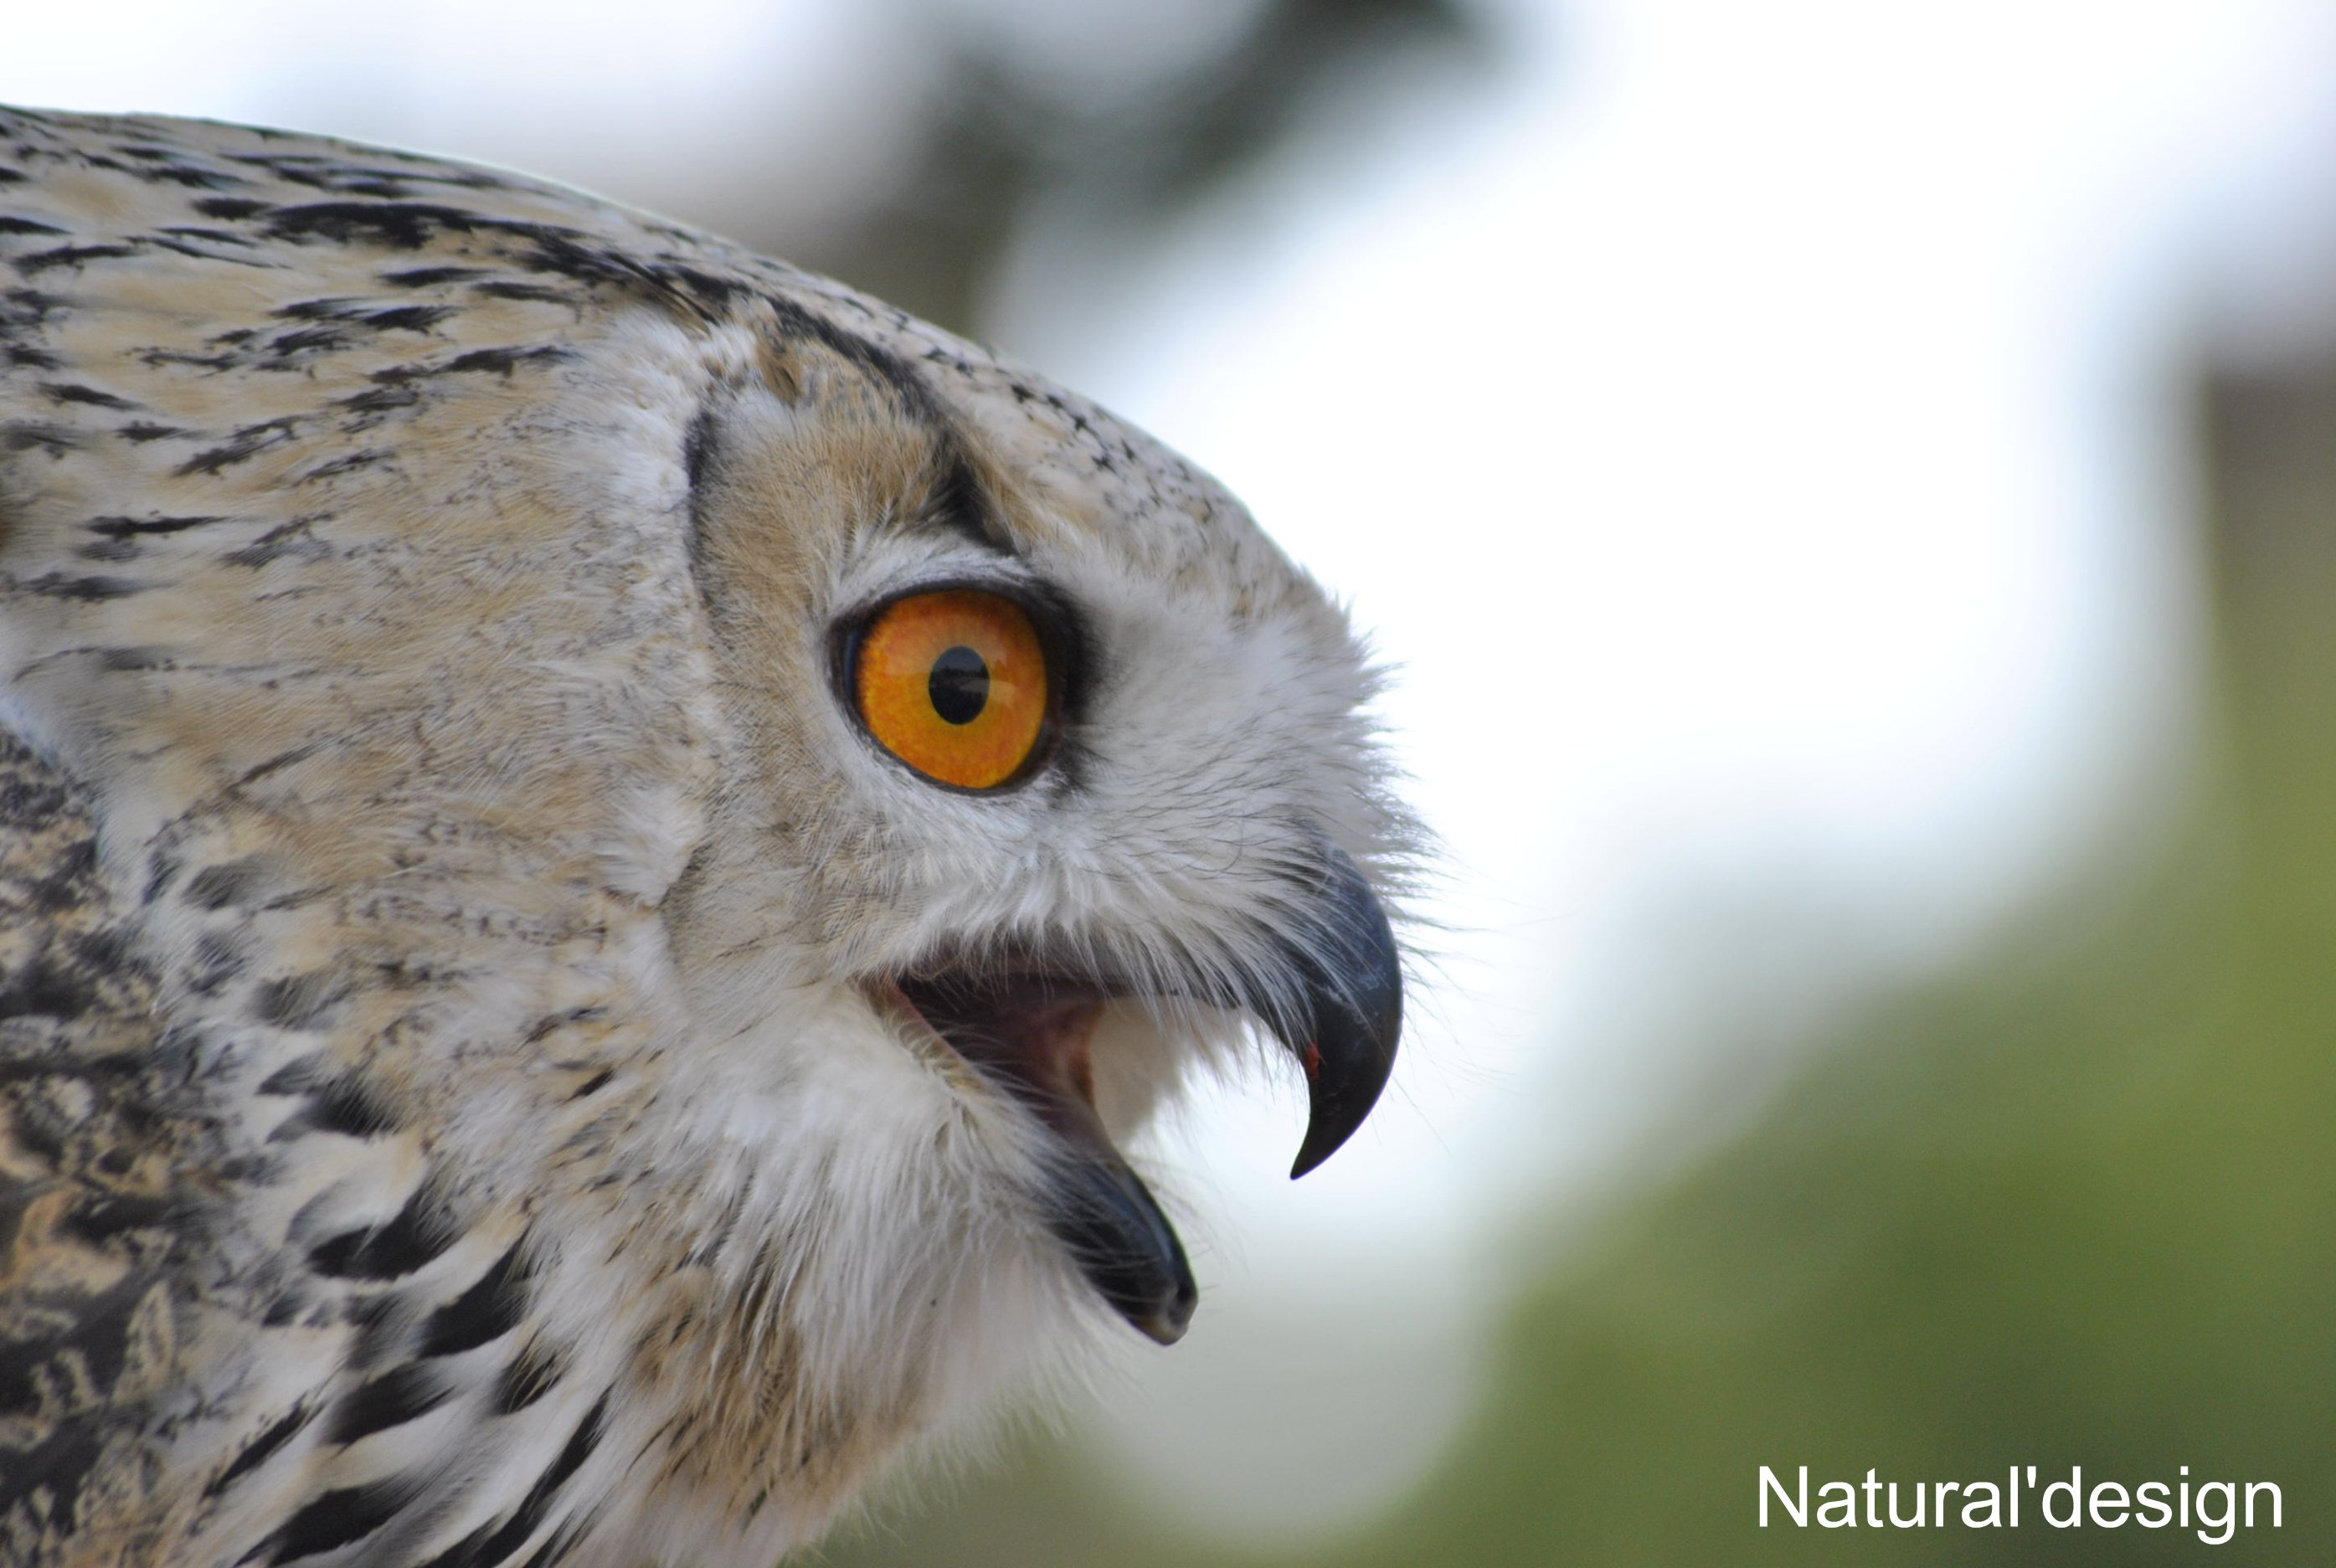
[816,366,2336,1564]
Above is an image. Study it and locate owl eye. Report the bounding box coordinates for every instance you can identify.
[850,589,1052,789]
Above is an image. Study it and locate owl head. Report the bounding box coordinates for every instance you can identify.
[661,293,1408,1332]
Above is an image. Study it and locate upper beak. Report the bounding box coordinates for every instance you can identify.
[1270,844,1405,1180]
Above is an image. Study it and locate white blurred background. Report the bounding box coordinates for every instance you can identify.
[15,0,2336,1547]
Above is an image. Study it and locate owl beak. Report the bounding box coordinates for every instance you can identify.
[1275,845,1405,1180]
[885,841,1397,1344]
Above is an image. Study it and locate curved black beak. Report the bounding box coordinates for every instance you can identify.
[1274,845,1404,1180]
[894,840,1398,1345]
[1038,835,1401,1339]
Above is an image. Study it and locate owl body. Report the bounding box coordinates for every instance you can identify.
[0,108,1405,1566]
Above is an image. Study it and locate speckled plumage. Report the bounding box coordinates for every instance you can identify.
[0,107,1407,1567]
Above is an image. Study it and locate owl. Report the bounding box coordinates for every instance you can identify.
[0,106,1407,1567]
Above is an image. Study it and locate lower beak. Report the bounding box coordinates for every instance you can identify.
[1044,1127,1197,1345]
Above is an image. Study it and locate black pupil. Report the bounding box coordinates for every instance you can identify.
[927,645,990,725]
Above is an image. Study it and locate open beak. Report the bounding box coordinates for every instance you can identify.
[889,845,1402,1345]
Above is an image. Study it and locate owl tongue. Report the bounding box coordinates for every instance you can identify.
[892,974,1197,1345]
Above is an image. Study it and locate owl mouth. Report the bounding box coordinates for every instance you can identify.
[888,969,1199,1345]
[883,845,1404,1348]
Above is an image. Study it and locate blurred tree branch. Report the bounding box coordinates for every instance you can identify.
[776,0,1486,337]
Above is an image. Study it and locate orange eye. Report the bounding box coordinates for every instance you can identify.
[852,589,1052,789]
